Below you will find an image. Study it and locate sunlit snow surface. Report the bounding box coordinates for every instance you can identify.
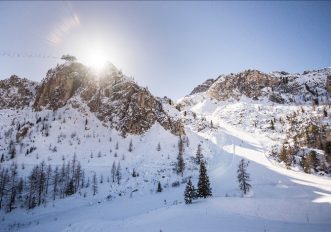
[0,101,330,232]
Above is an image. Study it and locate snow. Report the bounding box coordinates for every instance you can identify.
[1,107,331,231]
[1,67,331,231]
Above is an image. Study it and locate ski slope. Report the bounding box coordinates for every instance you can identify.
[2,119,331,232]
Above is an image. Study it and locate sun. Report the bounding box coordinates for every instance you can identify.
[85,50,108,70]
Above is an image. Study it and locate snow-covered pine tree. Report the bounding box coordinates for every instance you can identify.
[52,166,59,200]
[184,178,195,204]
[116,162,122,185]
[197,160,212,198]
[157,181,163,193]
[27,165,38,209]
[65,179,75,196]
[6,163,18,212]
[0,168,9,209]
[45,164,52,194]
[195,144,203,165]
[237,159,251,195]
[111,161,116,183]
[270,120,275,130]
[8,140,16,159]
[128,139,133,152]
[92,173,98,196]
[37,161,47,206]
[176,137,185,176]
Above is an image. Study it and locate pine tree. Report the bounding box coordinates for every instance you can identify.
[45,164,52,194]
[186,136,190,147]
[195,144,203,165]
[111,161,116,183]
[270,120,275,130]
[52,167,59,200]
[0,168,9,209]
[237,159,251,195]
[184,178,195,204]
[323,108,328,117]
[157,181,163,193]
[6,163,18,212]
[92,173,98,196]
[176,137,185,176]
[8,140,16,159]
[128,139,133,152]
[65,179,75,196]
[157,142,161,152]
[197,160,212,198]
[37,161,46,206]
[27,166,38,209]
[116,162,122,185]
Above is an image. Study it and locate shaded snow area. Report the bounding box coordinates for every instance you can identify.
[0,106,330,232]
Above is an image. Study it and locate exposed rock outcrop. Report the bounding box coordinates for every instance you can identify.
[190,79,215,95]
[190,68,331,104]
[80,67,184,136]
[33,62,184,136]
[0,75,37,109]
[33,63,88,111]
[16,122,33,142]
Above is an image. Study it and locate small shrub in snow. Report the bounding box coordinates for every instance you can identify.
[172,181,180,187]
[128,139,133,152]
[157,181,163,193]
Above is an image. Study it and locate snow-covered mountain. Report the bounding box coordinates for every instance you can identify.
[0,75,37,109]
[179,68,331,175]
[188,68,331,104]
[0,64,331,232]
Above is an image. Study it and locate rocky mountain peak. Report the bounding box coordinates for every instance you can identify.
[208,69,280,101]
[31,61,184,136]
[191,68,331,104]
[0,74,37,109]
[33,62,88,111]
[189,78,215,95]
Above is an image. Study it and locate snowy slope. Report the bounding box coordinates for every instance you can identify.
[178,68,331,175]
[1,119,331,232]
[0,67,331,232]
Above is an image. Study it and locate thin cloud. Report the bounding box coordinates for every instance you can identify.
[46,13,80,46]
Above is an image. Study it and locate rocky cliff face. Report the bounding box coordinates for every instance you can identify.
[33,62,88,111]
[0,75,37,109]
[192,68,331,104]
[32,62,184,136]
[190,79,215,95]
[79,67,184,136]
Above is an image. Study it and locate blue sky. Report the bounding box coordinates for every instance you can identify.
[0,1,330,99]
